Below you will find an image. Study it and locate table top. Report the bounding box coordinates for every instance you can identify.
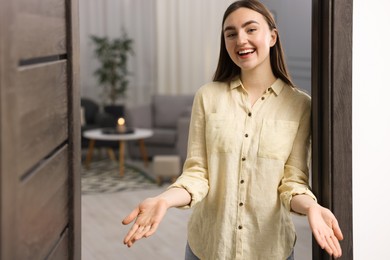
[83,128,153,141]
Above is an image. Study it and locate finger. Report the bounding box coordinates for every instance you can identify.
[133,226,151,240]
[323,243,333,257]
[325,235,337,256]
[122,208,140,225]
[320,233,335,256]
[312,229,326,249]
[132,225,145,239]
[332,235,343,258]
[123,223,140,244]
[144,223,160,237]
[127,226,147,247]
[142,225,152,237]
[332,219,344,240]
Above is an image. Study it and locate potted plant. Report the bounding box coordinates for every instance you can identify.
[90,31,134,119]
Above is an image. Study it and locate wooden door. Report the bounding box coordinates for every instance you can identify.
[312,0,353,259]
[0,0,81,259]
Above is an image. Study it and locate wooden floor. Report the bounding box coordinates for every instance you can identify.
[82,185,312,260]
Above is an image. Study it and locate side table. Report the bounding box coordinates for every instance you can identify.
[83,128,153,176]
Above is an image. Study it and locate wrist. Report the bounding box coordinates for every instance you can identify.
[154,195,171,208]
[155,187,192,208]
[291,194,318,215]
[307,203,321,211]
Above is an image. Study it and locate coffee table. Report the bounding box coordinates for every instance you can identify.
[83,128,153,176]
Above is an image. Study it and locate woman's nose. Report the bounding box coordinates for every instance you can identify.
[236,32,248,45]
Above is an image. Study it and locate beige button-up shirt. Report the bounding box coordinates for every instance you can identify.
[169,78,316,260]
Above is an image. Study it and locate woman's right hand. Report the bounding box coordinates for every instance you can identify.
[122,197,169,247]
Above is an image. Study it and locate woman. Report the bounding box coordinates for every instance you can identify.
[122,1,343,259]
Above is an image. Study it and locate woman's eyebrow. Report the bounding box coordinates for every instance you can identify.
[224,20,259,32]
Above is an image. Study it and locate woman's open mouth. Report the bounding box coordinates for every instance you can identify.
[237,49,255,57]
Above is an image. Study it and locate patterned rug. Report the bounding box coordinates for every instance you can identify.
[81,159,158,195]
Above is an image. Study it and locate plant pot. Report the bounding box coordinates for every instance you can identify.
[104,105,125,120]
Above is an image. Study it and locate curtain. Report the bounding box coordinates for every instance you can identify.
[156,0,234,95]
[79,0,156,107]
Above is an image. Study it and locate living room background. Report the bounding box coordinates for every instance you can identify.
[79,0,232,108]
[79,0,311,108]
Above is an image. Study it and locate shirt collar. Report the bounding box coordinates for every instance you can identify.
[271,78,285,96]
[229,78,242,90]
[229,77,286,96]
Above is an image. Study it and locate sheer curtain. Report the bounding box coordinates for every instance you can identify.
[79,0,156,106]
[156,0,233,95]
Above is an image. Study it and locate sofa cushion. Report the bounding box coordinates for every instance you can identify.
[126,104,153,128]
[153,95,193,128]
[144,128,176,146]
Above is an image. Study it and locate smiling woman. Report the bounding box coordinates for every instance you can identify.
[122,1,343,259]
[223,13,277,78]
[77,0,353,259]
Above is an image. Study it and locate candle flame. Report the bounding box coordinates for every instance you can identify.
[117,117,125,126]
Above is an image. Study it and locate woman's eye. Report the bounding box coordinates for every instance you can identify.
[226,33,236,38]
[248,28,257,33]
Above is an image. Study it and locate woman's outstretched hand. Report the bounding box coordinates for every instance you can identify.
[122,197,169,247]
[122,187,192,248]
[291,194,343,258]
[307,204,344,258]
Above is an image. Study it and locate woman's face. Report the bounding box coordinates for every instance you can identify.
[223,7,276,73]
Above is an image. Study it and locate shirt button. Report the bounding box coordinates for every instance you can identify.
[244,134,248,138]
[240,180,244,184]
[238,225,243,229]
[261,97,265,100]
[248,112,252,117]
[268,88,271,92]
[241,157,246,161]
[239,202,244,206]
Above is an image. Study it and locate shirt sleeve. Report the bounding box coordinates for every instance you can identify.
[167,89,209,208]
[278,97,317,213]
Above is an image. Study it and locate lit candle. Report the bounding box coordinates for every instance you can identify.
[117,117,126,133]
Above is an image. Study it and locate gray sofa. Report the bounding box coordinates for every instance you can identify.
[125,94,193,164]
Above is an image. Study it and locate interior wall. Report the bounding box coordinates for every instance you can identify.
[260,0,311,94]
[353,0,390,259]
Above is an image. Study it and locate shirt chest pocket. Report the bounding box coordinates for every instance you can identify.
[206,114,236,153]
[258,120,299,161]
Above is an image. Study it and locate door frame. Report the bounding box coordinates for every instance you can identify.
[312,0,353,259]
[67,0,81,258]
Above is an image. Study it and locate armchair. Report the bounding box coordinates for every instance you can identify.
[80,98,118,149]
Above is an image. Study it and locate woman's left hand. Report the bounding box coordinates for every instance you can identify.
[307,204,344,258]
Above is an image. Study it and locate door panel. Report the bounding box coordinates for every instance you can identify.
[16,147,69,259]
[16,61,68,177]
[16,0,66,60]
[0,0,80,259]
[47,229,70,260]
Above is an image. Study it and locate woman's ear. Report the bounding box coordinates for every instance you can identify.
[270,29,277,47]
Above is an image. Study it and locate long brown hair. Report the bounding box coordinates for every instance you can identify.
[213,0,294,86]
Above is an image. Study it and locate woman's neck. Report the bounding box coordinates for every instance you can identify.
[240,59,276,90]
